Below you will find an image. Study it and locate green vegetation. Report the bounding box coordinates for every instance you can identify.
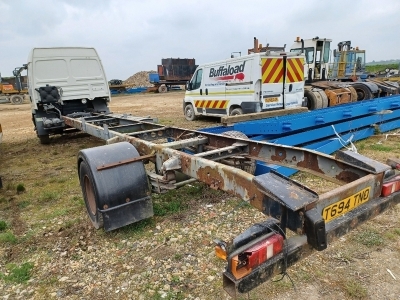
[0,231,17,244]
[344,279,367,299]
[369,144,395,152]
[16,183,26,193]
[354,229,384,247]
[153,184,204,216]
[18,200,30,209]
[39,191,61,203]
[0,262,34,283]
[0,220,7,231]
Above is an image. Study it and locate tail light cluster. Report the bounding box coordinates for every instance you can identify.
[216,233,284,280]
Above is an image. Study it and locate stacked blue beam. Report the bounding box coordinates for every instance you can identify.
[200,95,400,176]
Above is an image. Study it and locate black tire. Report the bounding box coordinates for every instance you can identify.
[351,83,373,101]
[10,95,24,105]
[184,103,197,121]
[79,161,104,229]
[230,108,243,116]
[38,135,50,144]
[304,90,323,110]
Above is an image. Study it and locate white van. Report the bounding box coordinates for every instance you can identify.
[183,51,306,121]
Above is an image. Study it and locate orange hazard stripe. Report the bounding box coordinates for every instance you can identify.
[286,58,304,83]
[194,100,228,109]
[262,58,284,83]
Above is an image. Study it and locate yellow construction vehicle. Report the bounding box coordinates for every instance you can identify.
[0,69,28,104]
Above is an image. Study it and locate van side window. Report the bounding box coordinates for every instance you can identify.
[192,69,203,90]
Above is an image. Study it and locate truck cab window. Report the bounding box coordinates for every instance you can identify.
[290,48,314,64]
[306,48,314,64]
[192,69,203,90]
[323,41,330,63]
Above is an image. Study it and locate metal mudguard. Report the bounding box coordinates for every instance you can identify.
[78,142,153,231]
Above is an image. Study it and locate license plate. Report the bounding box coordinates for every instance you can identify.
[322,187,371,222]
[264,97,279,103]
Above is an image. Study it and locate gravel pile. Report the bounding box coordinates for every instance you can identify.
[124,71,157,87]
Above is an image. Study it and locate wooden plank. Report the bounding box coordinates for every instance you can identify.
[221,107,308,125]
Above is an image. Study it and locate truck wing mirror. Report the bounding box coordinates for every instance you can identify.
[186,81,192,91]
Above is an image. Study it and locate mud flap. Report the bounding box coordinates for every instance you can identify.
[100,195,153,231]
[78,142,153,231]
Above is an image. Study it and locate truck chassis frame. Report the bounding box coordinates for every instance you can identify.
[62,112,400,297]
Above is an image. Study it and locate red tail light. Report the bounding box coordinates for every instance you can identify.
[382,175,400,196]
[231,234,284,279]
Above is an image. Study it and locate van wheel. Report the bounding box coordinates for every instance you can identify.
[184,103,197,121]
[230,108,243,116]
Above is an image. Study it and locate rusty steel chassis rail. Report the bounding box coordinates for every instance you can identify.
[63,113,400,297]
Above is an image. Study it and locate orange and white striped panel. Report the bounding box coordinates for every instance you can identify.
[194,100,228,109]
[262,58,284,84]
[286,58,304,83]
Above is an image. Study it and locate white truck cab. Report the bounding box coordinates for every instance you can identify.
[290,37,332,82]
[183,51,306,121]
[24,47,111,143]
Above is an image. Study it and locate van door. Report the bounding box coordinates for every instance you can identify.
[225,58,255,114]
[201,64,228,115]
[261,56,285,109]
[185,68,204,116]
[285,56,305,108]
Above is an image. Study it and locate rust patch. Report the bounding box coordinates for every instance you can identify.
[271,148,287,162]
[296,152,324,174]
[290,191,299,200]
[196,166,225,190]
[335,170,363,183]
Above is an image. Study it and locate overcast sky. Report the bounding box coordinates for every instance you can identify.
[1,0,399,80]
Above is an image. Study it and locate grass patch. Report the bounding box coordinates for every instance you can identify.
[0,231,17,244]
[16,183,26,194]
[354,229,384,247]
[0,220,8,231]
[369,144,394,152]
[39,191,61,203]
[18,200,30,209]
[153,183,223,216]
[1,262,34,283]
[46,208,69,219]
[344,279,367,298]
[174,253,183,261]
[394,228,400,236]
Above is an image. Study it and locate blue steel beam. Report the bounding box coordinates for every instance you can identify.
[199,95,400,178]
[233,95,400,135]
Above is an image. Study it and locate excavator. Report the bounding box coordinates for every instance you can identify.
[0,68,28,105]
